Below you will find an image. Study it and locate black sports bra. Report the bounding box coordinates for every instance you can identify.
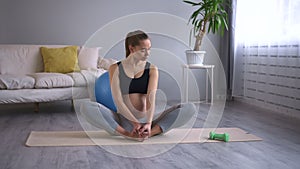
[117,61,150,94]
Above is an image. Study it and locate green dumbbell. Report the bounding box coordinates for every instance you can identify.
[209,131,229,142]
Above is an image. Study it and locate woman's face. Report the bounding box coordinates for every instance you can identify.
[130,39,151,61]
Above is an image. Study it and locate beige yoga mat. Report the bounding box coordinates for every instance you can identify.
[25,128,262,147]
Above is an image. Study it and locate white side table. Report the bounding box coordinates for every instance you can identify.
[183,64,215,104]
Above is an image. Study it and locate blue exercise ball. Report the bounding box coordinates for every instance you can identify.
[95,71,117,112]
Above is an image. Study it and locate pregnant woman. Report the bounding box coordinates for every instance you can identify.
[84,30,196,141]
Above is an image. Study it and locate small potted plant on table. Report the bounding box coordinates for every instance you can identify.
[184,0,230,65]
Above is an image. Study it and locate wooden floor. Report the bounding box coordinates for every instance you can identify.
[0,100,299,169]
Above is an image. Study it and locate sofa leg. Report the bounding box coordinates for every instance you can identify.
[71,100,75,111]
[34,102,39,113]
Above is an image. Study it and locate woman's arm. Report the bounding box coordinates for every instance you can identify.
[108,64,139,123]
[146,65,159,123]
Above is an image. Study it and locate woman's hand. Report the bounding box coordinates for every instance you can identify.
[139,123,152,138]
[131,121,143,135]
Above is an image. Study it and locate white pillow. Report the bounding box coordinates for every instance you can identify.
[0,74,35,89]
[30,73,74,88]
[0,45,44,74]
[78,47,101,70]
[98,58,118,70]
[80,69,106,102]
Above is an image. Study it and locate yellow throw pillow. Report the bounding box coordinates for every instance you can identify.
[40,46,80,73]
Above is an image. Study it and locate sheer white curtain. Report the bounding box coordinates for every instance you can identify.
[233,0,300,117]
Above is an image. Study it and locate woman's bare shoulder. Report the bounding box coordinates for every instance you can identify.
[109,62,119,72]
[149,63,158,70]
[149,63,158,76]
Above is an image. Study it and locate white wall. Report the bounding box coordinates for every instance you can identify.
[1,0,220,49]
[0,0,7,42]
[1,0,223,102]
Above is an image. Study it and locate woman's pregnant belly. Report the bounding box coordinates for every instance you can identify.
[123,93,147,119]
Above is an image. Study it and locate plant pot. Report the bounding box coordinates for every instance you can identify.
[185,50,206,65]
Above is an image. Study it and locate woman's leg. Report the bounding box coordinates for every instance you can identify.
[80,100,145,141]
[80,100,120,135]
[118,114,134,132]
[151,102,197,136]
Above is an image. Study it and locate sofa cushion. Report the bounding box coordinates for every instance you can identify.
[0,75,35,89]
[40,46,80,73]
[67,72,86,87]
[80,69,106,102]
[98,58,118,70]
[0,45,44,74]
[30,73,74,88]
[78,47,101,70]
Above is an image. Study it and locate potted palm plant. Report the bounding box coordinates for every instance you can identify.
[184,0,229,65]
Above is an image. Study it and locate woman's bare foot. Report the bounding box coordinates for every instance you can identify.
[149,124,162,137]
[126,131,145,142]
[115,125,146,142]
[139,124,162,138]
